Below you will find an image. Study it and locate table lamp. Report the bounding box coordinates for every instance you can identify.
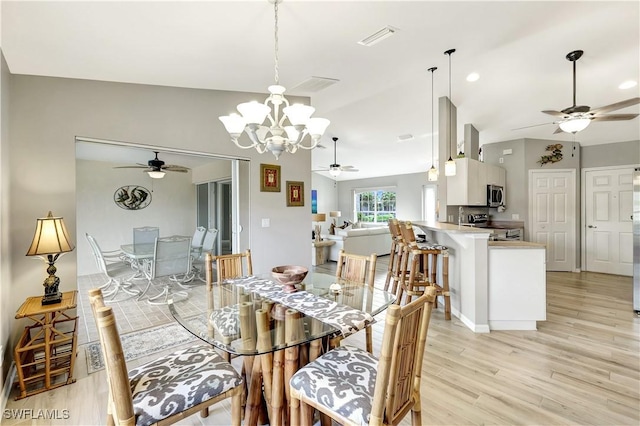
[311,213,326,242]
[26,211,75,305]
[329,211,341,235]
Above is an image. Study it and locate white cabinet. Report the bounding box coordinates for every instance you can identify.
[486,164,506,187]
[447,158,506,206]
[447,158,487,206]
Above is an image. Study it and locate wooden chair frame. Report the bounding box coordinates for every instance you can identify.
[335,249,377,353]
[290,287,436,426]
[88,288,243,426]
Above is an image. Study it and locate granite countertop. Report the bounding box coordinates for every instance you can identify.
[488,241,545,249]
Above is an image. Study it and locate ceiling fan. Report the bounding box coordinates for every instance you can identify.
[313,137,358,177]
[114,151,190,179]
[519,50,639,134]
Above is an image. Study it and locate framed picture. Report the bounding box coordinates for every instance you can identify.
[260,163,281,192]
[114,185,152,210]
[311,189,318,213]
[286,181,305,207]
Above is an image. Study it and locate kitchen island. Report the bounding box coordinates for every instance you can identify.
[412,221,546,332]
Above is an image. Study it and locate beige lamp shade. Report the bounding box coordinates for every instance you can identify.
[311,213,326,222]
[26,211,75,256]
[330,211,341,218]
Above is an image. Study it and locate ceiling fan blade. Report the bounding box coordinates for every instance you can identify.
[341,168,359,172]
[512,122,554,131]
[542,110,568,118]
[591,113,639,122]
[165,168,189,173]
[113,165,147,169]
[163,165,190,171]
[589,97,640,115]
[552,127,564,134]
[341,165,356,169]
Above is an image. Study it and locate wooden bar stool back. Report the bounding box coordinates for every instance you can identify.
[384,218,405,294]
[397,221,451,320]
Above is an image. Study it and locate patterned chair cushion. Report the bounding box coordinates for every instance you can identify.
[128,345,242,426]
[290,345,377,425]
[209,304,240,342]
[417,242,448,251]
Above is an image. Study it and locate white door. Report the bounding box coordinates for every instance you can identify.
[584,167,634,276]
[529,169,576,272]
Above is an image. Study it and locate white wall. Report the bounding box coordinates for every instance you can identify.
[7,75,315,352]
[77,159,197,275]
[311,174,338,234]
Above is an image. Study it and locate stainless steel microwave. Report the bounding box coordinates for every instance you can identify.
[487,184,504,207]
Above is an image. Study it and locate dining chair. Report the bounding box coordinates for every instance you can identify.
[335,249,377,353]
[140,235,193,305]
[85,233,140,301]
[190,226,207,259]
[290,287,436,426]
[191,228,219,282]
[397,221,451,319]
[208,249,253,361]
[88,288,244,426]
[133,226,159,246]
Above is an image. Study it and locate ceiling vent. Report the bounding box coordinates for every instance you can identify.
[397,134,414,142]
[290,76,340,93]
[358,26,397,47]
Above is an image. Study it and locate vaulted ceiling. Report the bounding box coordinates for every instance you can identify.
[3,1,639,180]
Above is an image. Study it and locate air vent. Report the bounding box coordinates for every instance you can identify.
[290,76,340,93]
[358,26,397,47]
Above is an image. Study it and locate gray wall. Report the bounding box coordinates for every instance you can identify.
[581,140,640,168]
[0,49,12,391]
[6,74,316,364]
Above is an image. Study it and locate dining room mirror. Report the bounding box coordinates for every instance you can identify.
[74,137,250,279]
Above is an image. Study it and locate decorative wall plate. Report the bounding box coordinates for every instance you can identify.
[114,185,151,210]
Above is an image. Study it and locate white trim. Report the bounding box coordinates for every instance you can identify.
[1,362,16,413]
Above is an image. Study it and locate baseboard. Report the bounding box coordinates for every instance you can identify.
[1,362,16,413]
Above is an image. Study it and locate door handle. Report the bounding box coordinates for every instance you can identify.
[588,225,597,228]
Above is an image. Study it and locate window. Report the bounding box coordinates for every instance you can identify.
[354,189,396,223]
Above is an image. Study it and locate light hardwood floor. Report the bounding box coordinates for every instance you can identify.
[4,257,639,425]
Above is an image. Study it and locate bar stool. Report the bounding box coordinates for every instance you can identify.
[384,218,404,293]
[397,221,451,320]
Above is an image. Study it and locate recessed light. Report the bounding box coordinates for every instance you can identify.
[466,72,480,82]
[619,80,638,89]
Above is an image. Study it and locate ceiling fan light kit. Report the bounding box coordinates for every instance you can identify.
[427,66,438,182]
[218,0,330,159]
[147,170,166,179]
[444,48,457,177]
[539,49,640,135]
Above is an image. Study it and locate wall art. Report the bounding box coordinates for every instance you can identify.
[114,185,151,210]
[286,181,304,207]
[260,163,281,192]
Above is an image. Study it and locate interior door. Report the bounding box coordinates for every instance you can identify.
[529,169,576,272]
[584,167,634,276]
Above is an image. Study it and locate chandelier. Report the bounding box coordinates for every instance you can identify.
[218,0,330,159]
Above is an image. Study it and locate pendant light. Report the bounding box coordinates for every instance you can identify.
[444,48,457,176]
[427,66,438,182]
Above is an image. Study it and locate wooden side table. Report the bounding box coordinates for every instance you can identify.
[312,240,335,266]
[14,290,78,399]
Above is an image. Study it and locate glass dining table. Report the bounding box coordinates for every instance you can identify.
[168,271,397,426]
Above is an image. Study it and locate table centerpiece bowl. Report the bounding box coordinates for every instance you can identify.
[271,265,308,293]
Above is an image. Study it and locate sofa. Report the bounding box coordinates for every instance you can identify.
[324,224,391,262]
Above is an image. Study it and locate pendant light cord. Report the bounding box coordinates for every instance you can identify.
[428,67,437,165]
[274,0,279,85]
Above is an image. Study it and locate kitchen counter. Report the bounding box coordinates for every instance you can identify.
[489,241,545,249]
[411,220,546,333]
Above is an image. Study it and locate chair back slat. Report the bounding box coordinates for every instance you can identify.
[336,249,377,289]
[192,226,207,248]
[211,249,253,283]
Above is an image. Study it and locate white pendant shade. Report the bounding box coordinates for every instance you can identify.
[237,101,271,125]
[559,118,591,133]
[219,113,246,135]
[428,165,439,181]
[283,104,315,126]
[147,170,166,179]
[445,158,457,176]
